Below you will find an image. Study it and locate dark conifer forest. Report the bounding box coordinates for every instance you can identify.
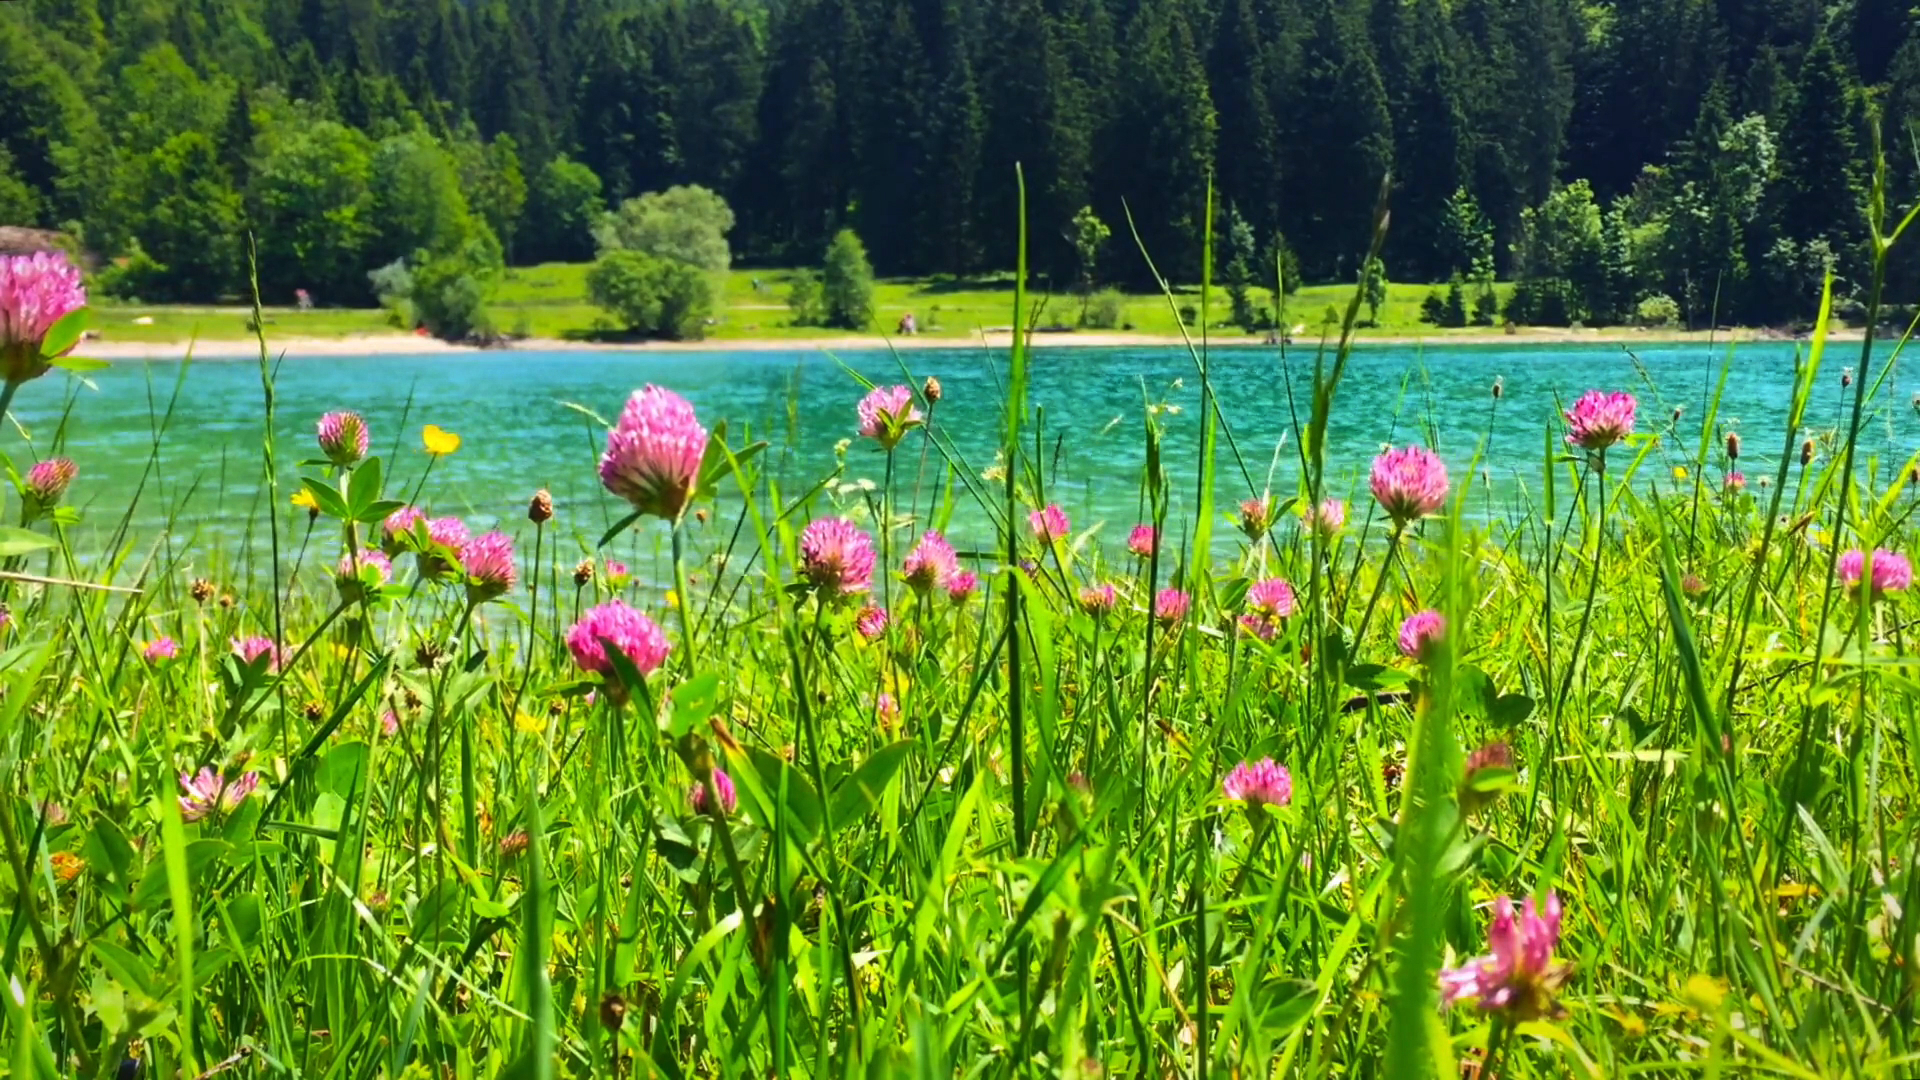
[3,0,1915,324]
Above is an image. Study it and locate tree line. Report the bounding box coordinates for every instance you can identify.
[4,0,1918,328]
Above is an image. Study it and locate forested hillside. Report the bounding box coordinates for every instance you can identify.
[2,0,1915,325]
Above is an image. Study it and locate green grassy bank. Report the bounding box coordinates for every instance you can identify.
[87,265,1517,346]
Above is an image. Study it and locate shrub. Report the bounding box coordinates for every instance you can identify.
[408,230,503,342]
[1263,233,1304,295]
[1472,286,1498,326]
[367,259,414,326]
[411,262,491,341]
[654,262,714,341]
[1359,257,1388,326]
[1083,289,1125,329]
[787,269,824,326]
[587,249,714,340]
[821,230,874,330]
[1443,280,1468,328]
[1420,290,1446,326]
[595,185,734,273]
[92,246,167,302]
[1505,277,1573,326]
[1635,292,1680,328]
[589,251,665,332]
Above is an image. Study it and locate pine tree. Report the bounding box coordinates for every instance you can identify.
[1564,0,1718,200]
[914,0,985,272]
[1772,31,1864,254]
[1224,205,1258,328]
[1881,17,1920,296]
[1284,0,1391,281]
[1741,45,1789,122]
[743,0,868,260]
[1851,0,1906,84]
[856,0,932,273]
[1376,0,1467,280]
[220,83,256,190]
[977,0,1088,278]
[0,146,43,226]
[1210,0,1280,238]
[669,0,763,199]
[1107,2,1217,284]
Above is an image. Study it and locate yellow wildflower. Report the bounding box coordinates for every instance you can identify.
[422,424,461,456]
[1672,466,1688,481]
[291,488,320,511]
[514,711,546,734]
[1682,974,1727,1012]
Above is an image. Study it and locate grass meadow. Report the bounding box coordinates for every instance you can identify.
[3,195,1919,1080]
[86,265,1504,346]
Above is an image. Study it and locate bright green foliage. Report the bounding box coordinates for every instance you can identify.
[370,132,480,268]
[1224,206,1259,330]
[119,132,246,301]
[1071,205,1112,323]
[1510,180,1611,324]
[522,155,604,265]
[0,146,40,224]
[1083,287,1126,328]
[1773,31,1864,257]
[588,249,715,340]
[457,132,528,263]
[366,258,413,323]
[1440,187,1495,285]
[247,118,378,302]
[594,185,735,274]
[785,269,824,327]
[106,44,230,158]
[409,231,503,341]
[0,13,101,226]
[1360,255,1389,325]
[1635,291,1680,325]
[1641,84,1776,322]
[821,229,875,329]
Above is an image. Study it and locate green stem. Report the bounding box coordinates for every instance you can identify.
[1351,522,1404,654]
[1483,1015,1515,1080]
[671,523,697,667]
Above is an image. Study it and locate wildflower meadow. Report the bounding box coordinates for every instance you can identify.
[4,206,1920,1080]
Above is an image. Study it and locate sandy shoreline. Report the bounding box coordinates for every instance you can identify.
[78,325,1823,360]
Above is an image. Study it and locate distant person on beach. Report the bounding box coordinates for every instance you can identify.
[898,313,918,336]
[295,288,313,311]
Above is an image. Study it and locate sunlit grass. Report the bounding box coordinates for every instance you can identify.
[88,268,1527,345]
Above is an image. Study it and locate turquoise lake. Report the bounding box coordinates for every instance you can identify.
[9,340,1915,575]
